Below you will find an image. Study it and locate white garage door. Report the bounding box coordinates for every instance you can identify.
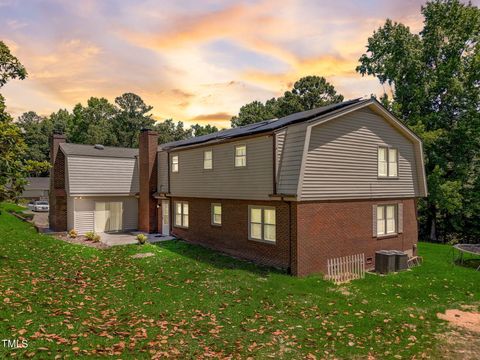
[94,201,123,232]
[73,196,138,234]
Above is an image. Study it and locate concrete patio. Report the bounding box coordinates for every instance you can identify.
[100,232,175,246]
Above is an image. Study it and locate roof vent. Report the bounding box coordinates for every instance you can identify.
[94,144,104,150]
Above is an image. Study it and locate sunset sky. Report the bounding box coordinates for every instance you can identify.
[1,0,467,128]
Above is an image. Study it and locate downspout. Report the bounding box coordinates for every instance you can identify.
[281,196,293,275]
[272,133,277,195]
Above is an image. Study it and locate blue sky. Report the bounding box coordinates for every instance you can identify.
[1,0,476,127]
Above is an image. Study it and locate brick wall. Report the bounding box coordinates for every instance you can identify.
[170,197,292,269]
[49,134,67,231]
[293,198,418,276]
[138,129,158,233]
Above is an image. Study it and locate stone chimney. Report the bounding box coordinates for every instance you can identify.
[138,129,158,233]
[49,134,67,231]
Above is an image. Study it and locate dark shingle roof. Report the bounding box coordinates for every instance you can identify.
[159,98,366,151]
[60,143,138,158]
[26,177,50,190]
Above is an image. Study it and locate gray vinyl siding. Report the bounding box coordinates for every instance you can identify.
[276,123,308,195]
[300,108,419,200]
[169,135,274,200]
[66,155,139,195]
[72,196,138,234]
[157,151,169,193]
[275,130,286,184]
[21,189,49,198]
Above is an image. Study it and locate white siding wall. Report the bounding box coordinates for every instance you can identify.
[276,123,308,195]
[300,108,419,200]
[169,135,274,200]
[71,196,138,234]
[67,156,139,195]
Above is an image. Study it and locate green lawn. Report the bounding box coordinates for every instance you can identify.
[0,203,479,359]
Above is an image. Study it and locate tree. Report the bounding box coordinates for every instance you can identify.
[0,43,48,202]
[16,111,50,163]
[113,93,155,147]
[231,76,344,127]
[69,97,118,146]
[155,119,192,144]
[16,109,72,175]
[231,100,276,127]
[357,0,480,242]
[0,41,27,87]
[190,123,219,137]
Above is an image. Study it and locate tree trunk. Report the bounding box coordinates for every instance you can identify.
[428,203,438,242]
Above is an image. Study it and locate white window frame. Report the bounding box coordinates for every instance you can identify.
[171,155,179,173]
[234,144,247,168]
[211,203,222,226]
[203,150,213,170]
[174,201,188,228]
[378,146,398,178]
[377,204,397,236]
[248,206,276,244]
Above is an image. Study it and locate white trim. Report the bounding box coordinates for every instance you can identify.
[171,155,179,173]
[173,201,189,228]
[203,149,213,170]
[211,203,222,226]
[248,205,276,244]
[234,144,247,168]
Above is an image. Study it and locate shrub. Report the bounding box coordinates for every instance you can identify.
[85,231,95,241]
[93,234,101,243]
[137,233,148,245]
[68,229,78,239]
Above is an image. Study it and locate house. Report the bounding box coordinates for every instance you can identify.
[49,98,427,276]
[20,177,50,199]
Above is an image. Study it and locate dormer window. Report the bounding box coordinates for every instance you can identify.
[378,147,398,177]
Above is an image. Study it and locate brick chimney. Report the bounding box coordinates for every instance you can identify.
[138,129,158,233]
[49,134,67,231]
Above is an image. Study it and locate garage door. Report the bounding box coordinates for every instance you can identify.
[94,201,123,232]
[73,197,138,234]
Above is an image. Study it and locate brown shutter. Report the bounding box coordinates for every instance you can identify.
[398,203,403,233]
[372,205,377,237]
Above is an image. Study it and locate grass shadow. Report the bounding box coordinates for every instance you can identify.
[154,239,287,278]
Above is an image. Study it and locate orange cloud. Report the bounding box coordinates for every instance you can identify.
[242,54,358,93]
[191,112,232,122]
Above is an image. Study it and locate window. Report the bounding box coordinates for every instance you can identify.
[249,206,276,243]
[204,150,213,170]
[378,147,398,177]
[174,201,188,228]
[377,205,396,236]
[211,203,222,225]
[171,155,179,173]
[235,145,246,167]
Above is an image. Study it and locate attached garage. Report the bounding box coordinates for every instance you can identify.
[61,143,140,235]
